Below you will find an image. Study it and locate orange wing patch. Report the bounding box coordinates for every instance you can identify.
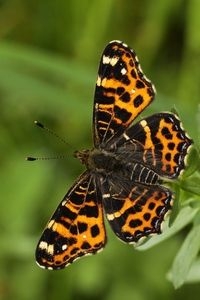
[93,40,155,146]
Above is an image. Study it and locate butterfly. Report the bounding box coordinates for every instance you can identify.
[35,40,192,269]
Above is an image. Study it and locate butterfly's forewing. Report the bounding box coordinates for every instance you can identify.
[36,172,106,269]
[116,112,193,178]
[93,40,155,147]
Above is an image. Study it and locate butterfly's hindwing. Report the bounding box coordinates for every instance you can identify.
[116,112,192,178]
[102,163,172,243]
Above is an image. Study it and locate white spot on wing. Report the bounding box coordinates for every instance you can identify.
[47,244,54,255]
[106,214,114,221]
[107,211,121,221]
[121,68,127,75]
[47,220,54,228]
[39,241,54,255]
[102,55,119,66]
[96,76,101,86]
[110,57,119,66]
[62,244,67,251]
[140,120,147,128]
[39,241,48,250]
[103,55,110,64]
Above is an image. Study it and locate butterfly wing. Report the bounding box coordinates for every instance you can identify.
[101,176,172,243]
[93,40,155,147]
[116,112,192,178]
[36,172,106,269]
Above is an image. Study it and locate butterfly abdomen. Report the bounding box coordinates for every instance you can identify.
[128,162,159,185]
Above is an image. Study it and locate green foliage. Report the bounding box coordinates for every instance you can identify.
[169,211,200,288]
[1,0,200,300]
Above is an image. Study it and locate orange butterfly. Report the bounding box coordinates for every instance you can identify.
[35,40,192,269]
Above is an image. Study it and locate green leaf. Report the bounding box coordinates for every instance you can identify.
[169,213,200,288]
[183,259,200,284]
[180,176,200,196]
[181,146,200,178]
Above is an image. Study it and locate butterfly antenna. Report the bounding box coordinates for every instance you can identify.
[26,121,73,162]
[26,155,65,161]
[34,121,70,147]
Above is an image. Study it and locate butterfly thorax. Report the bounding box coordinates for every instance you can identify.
[74,148,123,174]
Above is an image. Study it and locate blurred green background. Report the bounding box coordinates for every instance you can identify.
[1,0,200,299]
